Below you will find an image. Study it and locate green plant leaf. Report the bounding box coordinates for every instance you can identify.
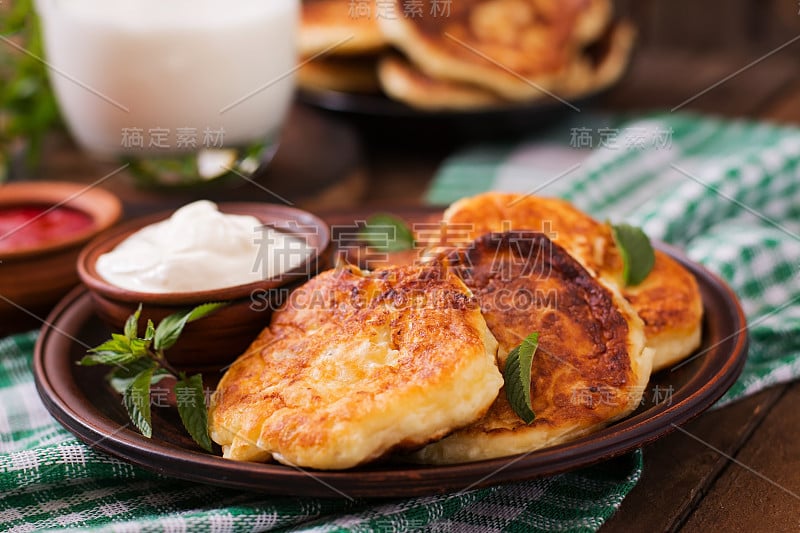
[131,338,152,357]
[78,351,140,367]
[124,304,142,339]
[0,152,7,184]
[610,223,655,286]
[108,359,169,394]
[111,333,132,347]
[174,373,213,452]
[186,302,228,322]
[504,332,539,424]
[108,358,155,380]
[79,332,145,366]
[79,301,226,445]
[0,0,62,162]
[153,302,227,352]
[123,367,155,438]
[89,336,131,355]
[360,214,415,252]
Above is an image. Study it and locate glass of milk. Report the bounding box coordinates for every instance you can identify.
[34,0,298,184]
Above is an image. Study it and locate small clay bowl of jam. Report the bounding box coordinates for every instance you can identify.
[0,181,122,327]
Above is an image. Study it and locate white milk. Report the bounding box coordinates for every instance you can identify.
[35,0,298,157]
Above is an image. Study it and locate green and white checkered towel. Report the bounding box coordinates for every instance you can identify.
[1,334,639,531]
[2,112,799,531]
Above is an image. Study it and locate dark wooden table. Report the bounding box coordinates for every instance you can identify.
[600,49,800,533]
[16,46,800,531]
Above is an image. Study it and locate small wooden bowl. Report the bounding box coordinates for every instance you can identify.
[77,203,330,371]
[0,181,122,325]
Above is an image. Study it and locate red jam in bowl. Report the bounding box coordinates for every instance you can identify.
[0,204,94,253]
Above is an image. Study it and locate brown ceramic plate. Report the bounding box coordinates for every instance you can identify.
[34,211,747,498]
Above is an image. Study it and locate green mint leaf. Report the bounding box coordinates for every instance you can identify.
[111,333,130,344]
[79,332,144,366]
[186,302,228,322]
[108,359,170,394]
[89,337,130,356]
[174,373,213,452]
[360,214,415,252]
[123,367,155,438]
[80,301,226,446]
[129,338,150,357]
[108,358,155,380]
[504,332,539,424]
[610,223,655,286]
[153,313,186,352]
[124,304,142,339]
[154,302,227,352]
[78,351,140,367]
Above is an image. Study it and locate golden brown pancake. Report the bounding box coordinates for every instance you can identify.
[441,192,703,372]
[378,54,505,110]
[298,55,381,93]
[413,231,650,463]
[571,0,613,45]
[377,21,632,110]
[300,0,388,56]
[443,193,610,275]
[558,21,636,98]
[209,263,503,470]
[622,250,703,370]
[379,0,613,100]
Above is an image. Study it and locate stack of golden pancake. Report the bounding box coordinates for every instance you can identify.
[209,193,703,469]
[298,0,635,110]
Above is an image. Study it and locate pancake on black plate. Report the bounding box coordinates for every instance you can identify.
[300,0,389,56]
[379,0,613,101]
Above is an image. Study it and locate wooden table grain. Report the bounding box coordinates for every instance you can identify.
[17,47,800,531]
[598,49,800,533]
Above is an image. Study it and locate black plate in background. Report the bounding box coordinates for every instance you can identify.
[297,89,602,144]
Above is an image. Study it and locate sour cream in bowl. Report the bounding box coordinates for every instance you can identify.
[95,201,313,293]
[78,201,329,370]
